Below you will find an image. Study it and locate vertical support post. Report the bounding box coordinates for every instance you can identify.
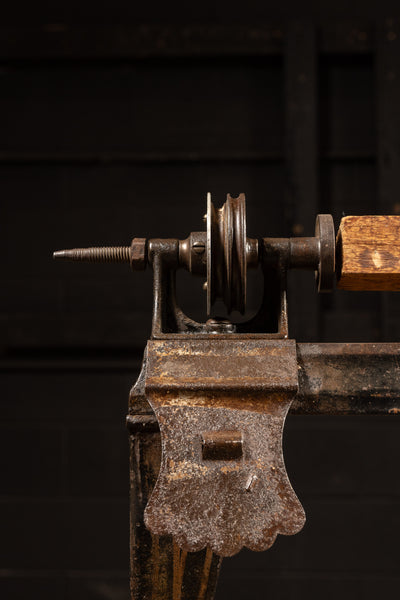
[376,18,400,341]
[285,21,319,340]
[127,373,223,600]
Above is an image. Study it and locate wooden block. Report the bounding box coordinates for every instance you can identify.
[337,215,400,290]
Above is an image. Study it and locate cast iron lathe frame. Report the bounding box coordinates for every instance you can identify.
[54,194,400,600]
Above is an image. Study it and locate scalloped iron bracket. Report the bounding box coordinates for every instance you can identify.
[143,337,305,557]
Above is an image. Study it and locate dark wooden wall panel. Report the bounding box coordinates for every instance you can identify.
[2,13,400,600]
[377,19,400,341]
[320,55,375,158]
[0,59,283,159]
[285,21,319,341]
[0,369,131,593]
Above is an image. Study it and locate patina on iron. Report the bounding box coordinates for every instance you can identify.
[144,338,305,556]
[54,194,400,597]
[54,193,336,558]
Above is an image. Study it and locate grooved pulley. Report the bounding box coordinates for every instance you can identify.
[206,193,247,315]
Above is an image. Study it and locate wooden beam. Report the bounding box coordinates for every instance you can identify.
[0,24,283,59]
[337,215,400,290]
[320,21,373,55]
[0,22,374,61]
[0,152,284,166]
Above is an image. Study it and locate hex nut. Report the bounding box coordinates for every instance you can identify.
[130,238,147,270]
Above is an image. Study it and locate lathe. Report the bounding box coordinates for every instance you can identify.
[54,194,400,599]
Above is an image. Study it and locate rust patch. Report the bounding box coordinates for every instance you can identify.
[202,430,243,460]
[144,338,305,557]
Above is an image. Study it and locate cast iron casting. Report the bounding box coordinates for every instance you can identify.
[54,193,337,557]
[54,193,400,574]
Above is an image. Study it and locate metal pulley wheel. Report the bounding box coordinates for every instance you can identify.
[315,214,335,292]
[206,193,247,315]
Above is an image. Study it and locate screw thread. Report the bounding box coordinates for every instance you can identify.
[53,246,130,263]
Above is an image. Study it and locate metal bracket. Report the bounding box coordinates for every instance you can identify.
[143,338,305,557]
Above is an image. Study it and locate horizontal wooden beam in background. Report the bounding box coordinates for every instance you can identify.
[0,22,373,60]
[0,152,376,166]
[0,151,284,166]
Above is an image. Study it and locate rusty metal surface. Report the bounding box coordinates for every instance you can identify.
[144,338,299,391]
[202,430,243,460]
[130,237,147,270]
[206,193,248,315]
[53,194,400,597]
[294,342,400,415]
[127,342,400,422]
[129,430,223,600]
[128,364,223,600]
[143,338,305,557]
[262,214,335,292]
[126,339,400,594]
[315,214,335,292]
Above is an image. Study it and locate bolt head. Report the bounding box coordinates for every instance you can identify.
[192,241,205,255]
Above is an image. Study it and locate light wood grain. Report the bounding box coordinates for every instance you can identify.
[336,215,400,290]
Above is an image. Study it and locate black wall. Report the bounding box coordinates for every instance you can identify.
[2,5,400,599]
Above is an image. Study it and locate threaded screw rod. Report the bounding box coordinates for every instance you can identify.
[53,247,131,263]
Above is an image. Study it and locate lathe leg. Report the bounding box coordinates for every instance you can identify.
[129,426,222,600]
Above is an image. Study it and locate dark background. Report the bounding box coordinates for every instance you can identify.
[2,3,400,599]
